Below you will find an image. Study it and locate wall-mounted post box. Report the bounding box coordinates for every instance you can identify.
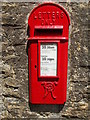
[28,3,70,104]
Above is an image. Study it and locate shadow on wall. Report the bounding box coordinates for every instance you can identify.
[29,103,64,113]
[26,26,65,113]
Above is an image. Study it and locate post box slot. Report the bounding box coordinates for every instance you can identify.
[34,26,63,36]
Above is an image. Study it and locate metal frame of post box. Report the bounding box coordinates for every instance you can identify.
[38,40,60,80]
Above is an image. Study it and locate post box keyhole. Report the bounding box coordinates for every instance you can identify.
[35,65,37,68]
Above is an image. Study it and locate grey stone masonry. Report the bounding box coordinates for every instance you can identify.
[1,1,89,120]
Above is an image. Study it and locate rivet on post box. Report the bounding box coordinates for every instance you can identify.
[27,3,70,104]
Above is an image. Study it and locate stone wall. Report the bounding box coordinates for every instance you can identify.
[1,1,89,119]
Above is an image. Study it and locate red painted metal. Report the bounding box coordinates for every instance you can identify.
[28,3,70,104]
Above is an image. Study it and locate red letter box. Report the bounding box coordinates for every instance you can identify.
[28,3,70,104]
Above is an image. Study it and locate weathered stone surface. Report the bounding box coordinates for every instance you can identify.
[1,1,89,120]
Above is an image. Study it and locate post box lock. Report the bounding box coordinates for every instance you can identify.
[27,3,70,104]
